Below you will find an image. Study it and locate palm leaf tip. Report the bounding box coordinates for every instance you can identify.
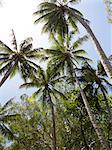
[10,29,18,50]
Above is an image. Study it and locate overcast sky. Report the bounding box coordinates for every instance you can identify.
[0,0,111,104]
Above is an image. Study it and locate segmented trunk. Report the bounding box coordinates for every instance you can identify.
[68,7,112,78]
[74,72,110,150]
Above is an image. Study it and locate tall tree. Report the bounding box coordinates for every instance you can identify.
[0,29,40,87]
[39,33,110,149]
[34,0,112,78]
[78,62,112,142]
[20,66,66,150]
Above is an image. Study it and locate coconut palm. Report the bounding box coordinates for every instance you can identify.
[79,62,112,110]
[39,33,110,149]
[20,66,66,150]
[78,62,112,141]
[34,0,112,78]
[0,29,40,87]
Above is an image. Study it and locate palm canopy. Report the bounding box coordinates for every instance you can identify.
[20,66,66,104]
[34,0,112,79]
[34,0,85,37]
[40,32,90,77]
[78,62,112,96]
[0,30,40,86]
[20,66,66,150]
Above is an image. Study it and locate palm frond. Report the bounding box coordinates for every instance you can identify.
[45,48,62,55]
[97,61,107,76]
[33,8,52,16]
[101,78,112,89]
[40,88,48,104]
[0,41,13,54]
[20,82,37,89]
[25,59,40,69]
[0,124,14,140]
[0,57,9,62]
[50,76,66,85]
[49,33,64,51]
[72,35,88,49]
[68,7,83,17]
[38,2,57,10]
[0,62,12,75]
[34,10,56,24]
[68,15,79,33]
[1,98,14,111]
[11,29,18,50]
[51,88,67,100]
[25,49,44,59]
[37,66,46,81]
[72,49,87,55]
[69,0,81,5]
[32,88,42,99]
[73,55,92,63]
[0,53,10,57]
[10,63,19,78]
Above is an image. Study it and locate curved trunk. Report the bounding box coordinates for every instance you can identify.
[67,7,112,78]
[48,93,57,150]
[74,72,110,150]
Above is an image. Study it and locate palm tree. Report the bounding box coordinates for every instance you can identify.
[78,62,112,141]
[20,66,66,150]
[34,0,112,78]
[0,29,40,87]
[39,33,110,149]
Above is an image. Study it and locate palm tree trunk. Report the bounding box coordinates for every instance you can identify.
[48,92,57,150]
[67,7,112,78]
[0,64,15,87]
[74,71,110,150]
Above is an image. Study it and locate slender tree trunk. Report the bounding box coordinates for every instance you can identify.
[74,71,110,150]
[48,93,57,150]
[67,7,112,78]
[0,64,15,87]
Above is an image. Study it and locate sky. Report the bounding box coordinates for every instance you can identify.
[0,0,111,104]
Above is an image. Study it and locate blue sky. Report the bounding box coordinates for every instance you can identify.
[73,0,111,64]
[0,0,111,104]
